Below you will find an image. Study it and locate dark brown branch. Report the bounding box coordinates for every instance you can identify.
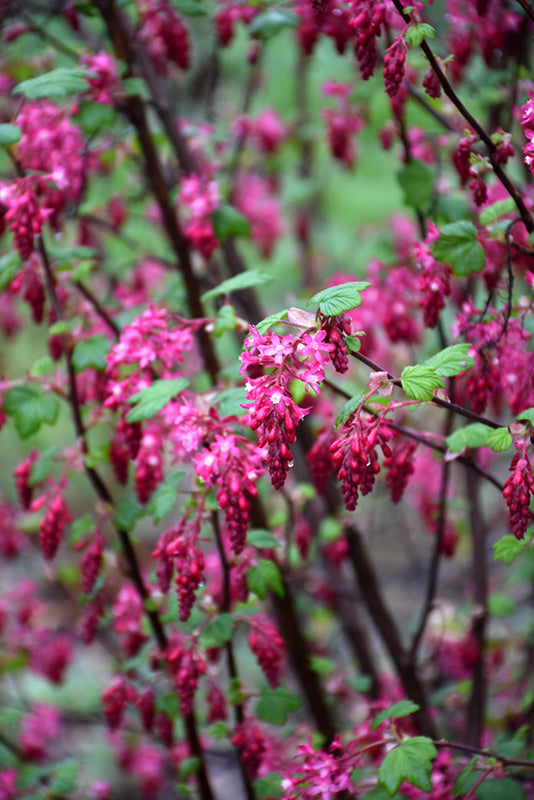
[345,525,436,738]
[352,351,503,430]
[514,0,534,25]
[435,738,534,769]
[94,0,220,382]
[73,280,121,339]
[465,470,488,747]
[390,0,534,233]
[211,512,255,800]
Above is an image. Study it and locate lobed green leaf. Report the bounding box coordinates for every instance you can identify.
[432,221,486,276]
[306,281,370,316]
[255,685,301,725]
[126,378,189,422]
[378,737,437,795]
[401,365,445,401]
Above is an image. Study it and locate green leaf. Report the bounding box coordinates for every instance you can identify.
[209,721,229,739]
[229,677,245,705]
[378,737,437,795]
[0,124,21,145]
[157,693,180,718]
[213,304,237,337]
[253,773,283,799]
[255,309,289,335]
[475,778,526,800]
[422,344,475,377]
[432,220,486,276]
[46,244,98,265]
[148,470,184,524]
[69,514,95,547]
[0,252,21,291]
[306,281,370,316]
[492,534,528,565]
[446,423,493,452]
[453,756,478,797]
[171,0,209,15]
[256,685,301,725]
[126,378,189,422]
[401,365,445,401]
[72,334,110,373]
[212,204,251,242]
[3,385,60,439]
[115,496,144,530]
[29,447,57,486]
[202,270,272,302]
[371,701,420,730]
[13,68,94,99]
[488,593,515,616]
[516,407,534,426]
[249,7,299,39]
[397,159,434,210]
[247,559,284,600]
[212,387,247,418]
[479,198,516,226]
[49,760,78,796]
[345,334,362,354]
[404,22,436,48]
[247,529,281,549]
[179,757,200,779]
[334,391,366,427]
[486,427,512,452]
[29,356,55,377]
[199,614,234,648]
[309,655,336,675]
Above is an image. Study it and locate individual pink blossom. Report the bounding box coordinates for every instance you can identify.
[383,36,407,97]
[350,0,386,81]
[102,676,132,731]
[0,500,28,557]
[0,770,17,800]
[19,704,63,762]
[249,615,285,687]
[233,108,286,153]
[178,174,220,258]
[206,682,227,723]
[112,585,148,656]
[231,719,266,780]
[29,631,73,684]
[167,638,206,716]
[80,50,119,104]
[135,425,165,503]
[234,173,283,258]
[138,0,190,74]
[384,437,418,504]
[503,440,534,540]
[281,736,355,800]
[321,82,362,169]
[37,493,71,561]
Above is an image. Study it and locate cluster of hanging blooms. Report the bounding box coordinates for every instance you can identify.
[503,436,534,540]
[330,408,393,511]
[240,322,334,489]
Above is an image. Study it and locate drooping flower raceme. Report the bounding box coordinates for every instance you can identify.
[241,325,334,489]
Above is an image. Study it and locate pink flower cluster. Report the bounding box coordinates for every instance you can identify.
[503,439,534,540]
[194,429,264,554]
[178,174,220,258]
[330,409,392,511]
[138,0,190,75]
[241,325,333,489]
[321,81,362,169]
[105,305,195,408]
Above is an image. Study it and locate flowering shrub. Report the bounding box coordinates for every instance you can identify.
[1,1,534,799]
